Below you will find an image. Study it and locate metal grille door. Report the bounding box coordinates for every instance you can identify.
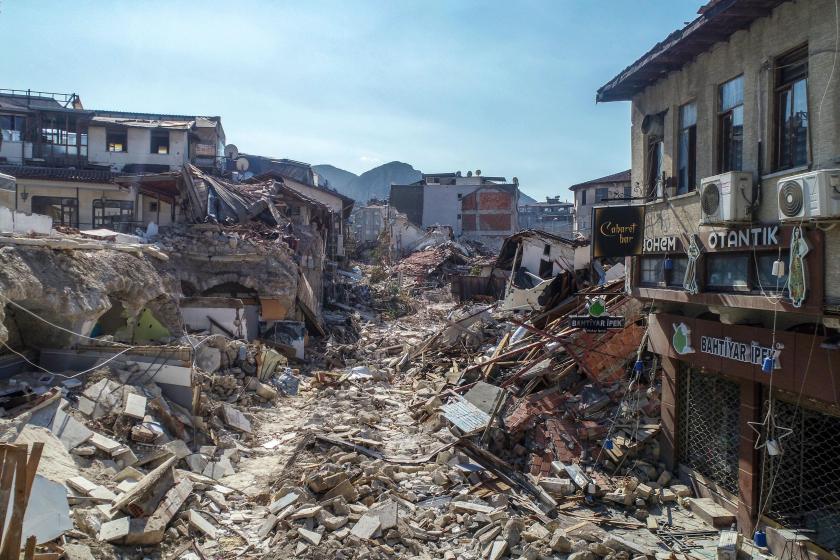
[678,368,741,494]
[762,398,840,552]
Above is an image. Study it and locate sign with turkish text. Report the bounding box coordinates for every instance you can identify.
[592,205,646,258]
[643,235,682,253]
[699,335,782,369]
[569,296,625,333]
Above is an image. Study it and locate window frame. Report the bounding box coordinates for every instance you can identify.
[639,255,688,288]
[704,250,789,294]
[30,196,78,227]
[717,75,745,173]
[677,101,697,194]
[92,198,134,229]
[107,130,128,153]
[595,187,610,202]
[773,45,810,171]
[647,136,664,200]
[150,130,170,155]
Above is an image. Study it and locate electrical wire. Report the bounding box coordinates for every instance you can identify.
[0,339,137,379]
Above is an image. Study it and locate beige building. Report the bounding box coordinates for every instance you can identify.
[569,170,631,235]
[598,0,840,547]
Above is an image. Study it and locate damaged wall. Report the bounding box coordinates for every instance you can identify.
[0,244,181,349]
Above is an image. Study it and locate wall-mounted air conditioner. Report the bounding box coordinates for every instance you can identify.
[698,171,753,225]
[778,169,840,222]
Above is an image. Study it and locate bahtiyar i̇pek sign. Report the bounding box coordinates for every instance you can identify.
[672,322,782,370]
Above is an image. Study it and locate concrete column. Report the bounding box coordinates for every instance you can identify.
[659,356,679,470]
[737,379,762,532]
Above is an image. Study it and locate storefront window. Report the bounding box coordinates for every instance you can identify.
[756,252,789,292]
[31,196,77,227]
[93,199,134,229]
[640,255,688,288]
[706,253,750,291]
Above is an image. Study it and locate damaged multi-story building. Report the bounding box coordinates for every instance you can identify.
[389,170,520,250]
[598,0,840,550]
[0,88,345,375]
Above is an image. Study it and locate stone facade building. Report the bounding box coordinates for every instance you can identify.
[598,0,840,548]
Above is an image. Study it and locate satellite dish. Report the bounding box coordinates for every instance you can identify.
[235,157,250,172]
[467,171,473,177]
[475,169,481,176]
[513,177,519,186]
[224,144,239,159]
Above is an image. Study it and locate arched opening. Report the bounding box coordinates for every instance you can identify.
[180,280,198,297]
[90,300,129,340]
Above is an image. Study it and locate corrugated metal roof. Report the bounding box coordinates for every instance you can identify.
[91,116,194,130]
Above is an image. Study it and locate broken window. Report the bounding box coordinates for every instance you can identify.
[538,259,554,279]
[774,46,809,170]
[718,76,744,173]
[107,131,127,152]
[677,102,697,194]
[0,115,25,142]
[39,118,87,158]
[543,243,551,256]
[150,130,170,155]
[93,199,134,229]
[31,196,77,227]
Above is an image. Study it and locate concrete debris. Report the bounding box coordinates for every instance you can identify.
[0,226,749,560]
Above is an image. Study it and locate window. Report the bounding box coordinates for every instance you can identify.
[718,76,744,172]
[148,201,159,213]
[596,187,609,202]
[31,196,77,227]
[150,131,170,155]
[0,115,25,142]
[539,259,554,279]
[624,186,632,199]
[580,190,587,206]
[755,252,789,292]
[707,253,749,291]
[107,131,127,152]
[647,137,664,199]
[543,243,551,256]
[639,255,688,287]
[775,46,809,170]
[92,199,133,228]
[677,102,697,194]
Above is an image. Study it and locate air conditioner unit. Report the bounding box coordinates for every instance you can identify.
[778,169,840,222]
[699,171,753,225]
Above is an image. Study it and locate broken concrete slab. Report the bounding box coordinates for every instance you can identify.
[26,399,93,451]
[99,517,131,542]
[203,456,235,480]
[221,404,252,433]
[298,527,322,546]
[163,439,192,460]
[188,509,217,539]
[123,393,147,419]
[269,491,300,514]
[350,513,380,540]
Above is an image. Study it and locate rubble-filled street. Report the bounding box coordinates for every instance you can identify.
[0,238,754,559]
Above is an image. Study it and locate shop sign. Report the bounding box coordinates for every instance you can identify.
[699,335,782,369]
[570,296,624,332]
[643,235,680,253]
[706,225,779,249]
[592,205,645,258]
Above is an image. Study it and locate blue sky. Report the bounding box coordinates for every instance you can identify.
[1,1,699,200]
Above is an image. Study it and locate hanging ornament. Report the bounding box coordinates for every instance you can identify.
[747,404,793,453]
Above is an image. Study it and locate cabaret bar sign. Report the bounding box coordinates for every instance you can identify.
[707,225,779,249]
[700,335,781,368]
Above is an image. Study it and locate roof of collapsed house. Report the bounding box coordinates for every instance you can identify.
[496,229,586,270]
[596,0,787,102]
[90,115,196,130]
[179,164,285,226]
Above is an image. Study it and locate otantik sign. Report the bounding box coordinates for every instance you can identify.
[592,205,646,258]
